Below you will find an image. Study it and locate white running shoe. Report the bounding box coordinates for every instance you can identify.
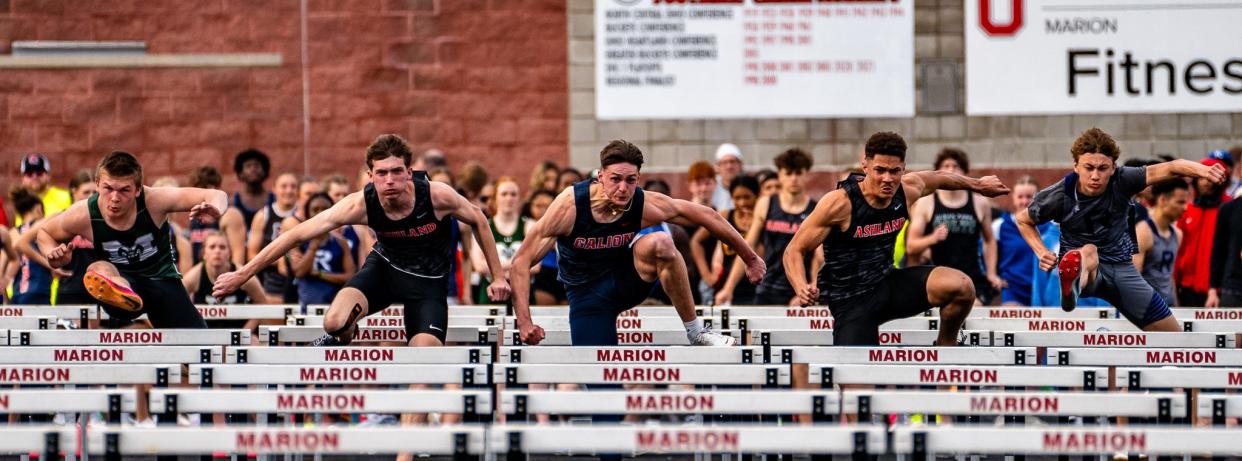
[690,328,736,346]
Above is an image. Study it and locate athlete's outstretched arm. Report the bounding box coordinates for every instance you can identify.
[903,170,1010,204]
[784,190,849,306]
[1146,159,1227,186]
[25,201,91,269]
[213,191,366,297]
[509,189,576,345]
[430,181,511,303]
[144,186,229,223]
[644,192,765,284]
[1015,208,1056,272]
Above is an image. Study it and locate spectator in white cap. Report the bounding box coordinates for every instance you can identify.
[17,153,71,226]
[712,143,744,210]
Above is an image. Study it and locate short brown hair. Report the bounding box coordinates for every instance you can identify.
[322,174,349,190]
[600,140,644,170]
[366,134,413,169]
[68,169,93,193]
[687,161,714,182]
[1015,174,1040,189]
[934,148,970,174]
[774,148,812,173]
[97,151,143,186]
[1071,128,1120,161]
[864,131,907,161]
[457,162,489,198]
[188,166,223,189]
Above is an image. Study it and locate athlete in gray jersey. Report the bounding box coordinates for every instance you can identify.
[1135,179,1188,307]
[1017,128,1226,331]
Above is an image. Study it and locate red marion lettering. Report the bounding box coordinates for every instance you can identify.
[276,394,365,410]
[616,318,642,329]
[810,319,834,329]
[597,349,666,362]
[0,367,71,382]
[626,394,714,411]
[636,431,738,451]
[298,367,378,382]
[236,432,340,452]
[197,307,228,318]
[1146,351,1215,364]
[989,309,1041,318]
[325,349,394,362]
[1195,310,1242,320]
[869,349,938,362]
[353,329,406,342]
[573,233,635,250]
[853,217,906,238]
[603,367,681,382]
[100,331,163,344]
[0,307,23,316]
[919,368,997,383]
[363,317,403,327]
[1229,372,1242,386]
[785,308,831,317]
[0,394,7,409]
[617,332,655,343]
[54,349,124,362]
[1042,432,1146,451]
[1083,334,1146,346]
[878,332,902,344]
[970,396,1059,413]
[1030,320,1085,331]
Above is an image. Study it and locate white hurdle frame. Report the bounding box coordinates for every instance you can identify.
[842,390,1187,420]
[1049,347,1242,367]
[997,331,1232,348]
[87,426,486,459]
[1119,367,1242,390]
[0,316,55,330]
[259,325,497,345]
[1198,393,1242,425]
[8,329,249,346]
[503,329,742,346]
[775,346,1036,365]
[0,426,75,458]
[0,389,138,422]
[0,364,180,386]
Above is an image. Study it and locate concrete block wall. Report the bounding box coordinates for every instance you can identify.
[568,0,1242,183]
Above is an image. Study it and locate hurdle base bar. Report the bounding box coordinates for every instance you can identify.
[44,432,61,461]
[506,431,525,461]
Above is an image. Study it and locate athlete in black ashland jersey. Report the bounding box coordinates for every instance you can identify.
[25,151,229,329]
[783,132,1010,346]
[213,134,512,347]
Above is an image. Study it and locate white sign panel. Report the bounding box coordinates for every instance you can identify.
[966,0,1242,114]
[595,0,914,119]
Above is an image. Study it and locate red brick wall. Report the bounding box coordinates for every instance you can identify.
[0,0,567,195]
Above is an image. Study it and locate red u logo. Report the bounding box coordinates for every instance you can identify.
[979,0,1023,36]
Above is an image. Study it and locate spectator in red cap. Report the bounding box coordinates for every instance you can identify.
[17,153,71,226]
[1175,154,1234,306]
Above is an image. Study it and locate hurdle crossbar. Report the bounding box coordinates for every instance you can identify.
[965,318,1140,332]
[997,331,1231,348]
[504,329,740,346]
[893,426,1242,455]
[1197,393,1242,425]
[187,364,489,386]
[738,317,935,332]
[10,329,249,346]
[809,364,1108,389]
[148,389,492,417]
[0,426,75,456]
[491,424,883,455]
[967,307,1116,320]
[226,346,490,364]
[0,364,180,385]
[755,330,988,346]
[1050,347,1242,366]
[501,390,837,419]
[0,315,55,330]
[1119,367,1242,390]
[88,426,486,456]
[842,390,1186,420]
[500,346,762,364]
[0,345,221,363]
[0,389,138,420]
[191,304,296,320]
[777,346,1036,365]
[495,363,790,386]
[260,326,496,345]
[289,315,497,328]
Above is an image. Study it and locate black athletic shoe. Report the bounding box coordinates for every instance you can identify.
[309,334,348,346]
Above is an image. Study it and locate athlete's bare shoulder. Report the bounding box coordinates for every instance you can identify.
[815,189,853,230]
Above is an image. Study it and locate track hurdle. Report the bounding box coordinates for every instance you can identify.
[0,364,180,386]
[501,390,838,421]
[491,424,884,458]
[9,329,249,346]
[260,325,498,345]
[149,389,492,421]
[809,364,1109,389]
[892,426,1242,458]
[87,426,485,461]
[776,346,1036,365]
[842,390,1186,422]
[226,345,490,364]
[499,346,762,364]
[1049,347,1242,366]
[495,363,789,387]
[0,389,138,422]
[0,426,75,461]
[0,345,222,364]
[997,331,1232,348]
[187,363,490,386]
